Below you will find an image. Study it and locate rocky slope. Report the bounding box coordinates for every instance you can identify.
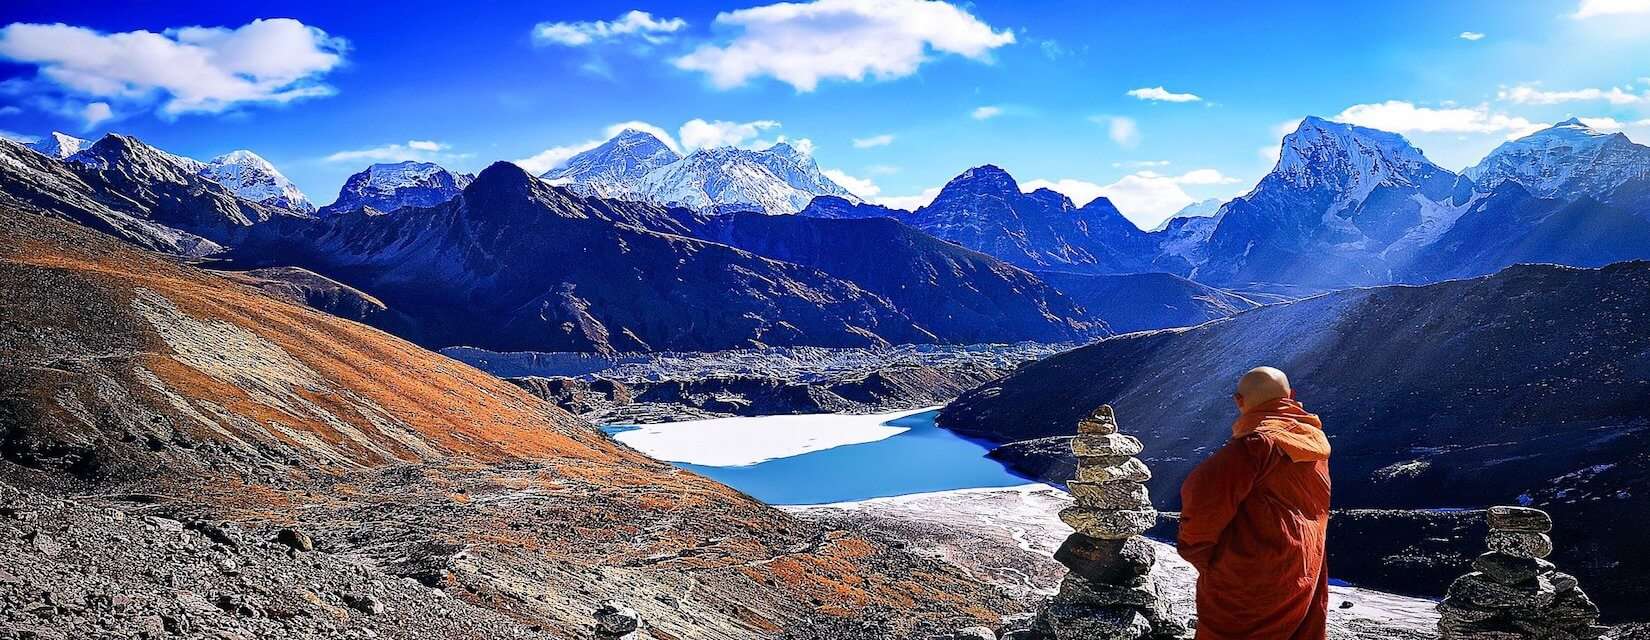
[319,161,473,216]
[1032,271,1259,333]
[0,136,301,257]
[940,260,1650,616]
[0,204,1018,638]
[679,212,1105,343]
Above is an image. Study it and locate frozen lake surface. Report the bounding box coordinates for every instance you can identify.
[604,408,1035,504]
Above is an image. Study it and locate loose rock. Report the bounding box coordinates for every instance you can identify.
[1485,530,1552,559]
[1486,506,1552,533]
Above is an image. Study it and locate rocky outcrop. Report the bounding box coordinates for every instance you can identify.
[1438,507,1607,639]
[1026,406,1188,640]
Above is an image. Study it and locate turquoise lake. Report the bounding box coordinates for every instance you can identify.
[602,409,1038,505]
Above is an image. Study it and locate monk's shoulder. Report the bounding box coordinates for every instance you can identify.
[1232,430,1282,460]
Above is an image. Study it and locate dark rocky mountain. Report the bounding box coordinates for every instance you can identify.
[318,161,473,216]
[235,162,939,354]
[0,204,1016,638]
[1194,117,1465,288]
[801,165,1158,274]
[1033,271,1260,333]
[1402,182,1650,281]
[678,212,1105,343]
[940,260,1650,615]
[0,136,304,257]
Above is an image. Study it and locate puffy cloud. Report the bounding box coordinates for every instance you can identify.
[1576,116,1650,131]
[873,186,942,211]
[821,168,879,197]
[532,10,687,46]
[1113,160,1170,168]
[1458,31,1486,41]
[81,101,114,127]
[1498,84,1648,105]
[852,133,894,148]
[0,19,346,117]
[1332,101,1541,137]
[679,118,780,149]
[1126,86,1202,103]
[325,140,468,164]
[1092,116,1140,147]
[673,0,1014,92]
[971,105,1003,120]
[1025,169,1241,230]
[1573,0,1650,18]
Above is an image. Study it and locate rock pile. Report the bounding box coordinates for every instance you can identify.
[1028,405,1185,640]
[593,600,641,639]
[1437,506,1608,640]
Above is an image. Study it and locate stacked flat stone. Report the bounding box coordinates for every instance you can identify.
[1437,506,1608,640]
[1032,405,1184,640]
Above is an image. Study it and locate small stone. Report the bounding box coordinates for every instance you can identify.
[1471,553,1552,584]
[1055,534,1155,583]
[1549,571,1578,593]
[1055,574,1157,607]
[344,593,385,615]
[1437,598,1498,624]
[1077,406,1119,435]
[1038,601,1152,640]
[1445,572,1556,610]
[1485,531,1552,559]
[1544,587,1600,626]
[1075,458,1152,484]
[953,626,997,640]
[275,528,314,552]
[1069,481,1151,510]
[594,600,640,637]
[1059,507,1157,540]
[1071,434,1143,458]
[1486,506,1552,533]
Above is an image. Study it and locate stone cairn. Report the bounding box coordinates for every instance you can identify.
[1437,506,1608,640]
[1029,405,1185,640]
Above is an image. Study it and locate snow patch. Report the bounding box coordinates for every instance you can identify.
[609,407,928,466]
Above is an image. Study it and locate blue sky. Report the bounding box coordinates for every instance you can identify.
[3,0,1650,228]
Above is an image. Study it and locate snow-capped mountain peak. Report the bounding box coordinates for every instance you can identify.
[1463,118,1650,200]
[322,160,475,215]
[201,149,315,213]
[552,129,859,214]
[541,128,680,199]
[1274,116,1443,204]
[26,132,90,159]
[67,134,210,185]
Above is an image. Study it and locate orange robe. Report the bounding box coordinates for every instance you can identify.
[1177,397,1332,640]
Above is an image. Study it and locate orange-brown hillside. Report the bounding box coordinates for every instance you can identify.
[0,208,1014,639]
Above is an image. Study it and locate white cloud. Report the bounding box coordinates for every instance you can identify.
[81,101,114,128]
[532,10,687,46]
[865,164,900,175]
[1113,160,1170,168]
[1332,101,1541,137]
[874,186,942,211]
[1576,116,1650,131]
[607,120,682,153]
[1498,84,1648,105]
[1259,145,1281,164]
[822,168,879,197]
[0,105,19,116]
[971,105,1003,120]
[325,140,466,164]
[1574,0,1650,18]
[852,133,894,148]
[1025,169,1242,230]
[673,0,1014,92]
[1093,116,1140,147]
[1126,86,1202,103]
[1458,31,1486,41]
[679,118,780,149]
[0,19,346,117]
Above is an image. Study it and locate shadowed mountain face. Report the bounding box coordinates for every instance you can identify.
[235,162,939,354]
[1032,271,1260,333]
[0,137,304,257]
[0,206,1016,638]
[678,213,1107,343]
[939,261,1650,615]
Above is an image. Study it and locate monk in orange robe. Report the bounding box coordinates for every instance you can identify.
[1178,366,1332,640]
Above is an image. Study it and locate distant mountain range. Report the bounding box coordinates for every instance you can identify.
[319,161,474,216]
[544,129,858,214]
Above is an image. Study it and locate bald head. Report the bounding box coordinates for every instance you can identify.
[1235,367,1291,409]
